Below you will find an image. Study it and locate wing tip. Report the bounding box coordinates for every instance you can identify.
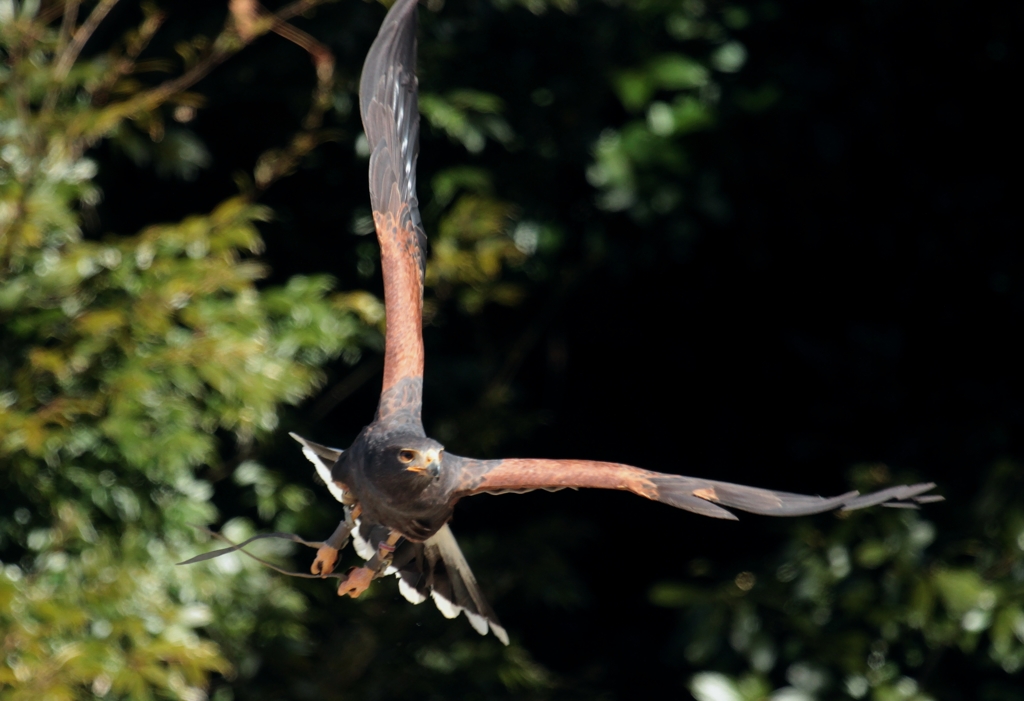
[840,482,943,512]
[652,475,942,518]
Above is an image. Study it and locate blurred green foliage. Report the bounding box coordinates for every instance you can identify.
[662,464,1024,701]
[0,2,361,698]
[0,1,550,698]
[588,2,729,222]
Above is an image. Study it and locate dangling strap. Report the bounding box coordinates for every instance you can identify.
[362,529,404,579]
[176,526,346,580]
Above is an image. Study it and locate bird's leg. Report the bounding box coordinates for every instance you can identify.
[337,529,403,598]
[311,518,351,577]
[312,502,359,577]
[370,529,403,572]
[342,502,360,533]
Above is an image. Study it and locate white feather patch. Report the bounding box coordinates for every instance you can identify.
[465,611,489,636]
[351,519,375,560]
[491,622,510,646]
[290,433,346,504]
[431,590,460,619]
[399,577,427,604]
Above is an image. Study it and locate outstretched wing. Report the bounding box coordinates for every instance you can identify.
[451,456,942,520]
[360,0,427,426]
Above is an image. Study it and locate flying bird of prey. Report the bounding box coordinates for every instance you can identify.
[186,0,940,645]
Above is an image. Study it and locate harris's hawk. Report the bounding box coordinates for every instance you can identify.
[186,0,941,646]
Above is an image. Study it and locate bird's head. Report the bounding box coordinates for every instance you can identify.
[393,440,442,478]
[383,434,444,481]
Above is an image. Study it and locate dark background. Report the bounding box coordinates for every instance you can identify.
[91,0,1021,697]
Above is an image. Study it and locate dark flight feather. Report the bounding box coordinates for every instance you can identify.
[360,0,428,423]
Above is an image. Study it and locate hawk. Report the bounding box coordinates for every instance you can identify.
[186,0,941,646]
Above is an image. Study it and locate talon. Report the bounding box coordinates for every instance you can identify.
[337,566,375,598]
[312,545,340,577]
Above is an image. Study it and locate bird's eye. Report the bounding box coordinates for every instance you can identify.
[398,450,416,463]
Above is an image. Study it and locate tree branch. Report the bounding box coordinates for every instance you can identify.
[53,0,120,81]
[80,0,333,145]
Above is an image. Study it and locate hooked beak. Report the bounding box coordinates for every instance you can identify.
[406,448,442,478]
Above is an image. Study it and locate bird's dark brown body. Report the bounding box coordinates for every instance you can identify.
[334,421,456,542]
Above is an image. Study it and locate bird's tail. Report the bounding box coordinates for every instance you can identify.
[355,522,509,645]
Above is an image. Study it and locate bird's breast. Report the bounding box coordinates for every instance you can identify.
[347,471,454,541]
